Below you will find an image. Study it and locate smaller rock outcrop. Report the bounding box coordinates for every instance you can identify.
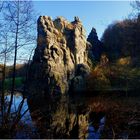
[87,27,104,61]
[70,64,90,93]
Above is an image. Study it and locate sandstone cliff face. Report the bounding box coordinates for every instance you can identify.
[29,16,93,96]
[27,16,102,139]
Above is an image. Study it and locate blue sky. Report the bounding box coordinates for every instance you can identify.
[33,1,132,39]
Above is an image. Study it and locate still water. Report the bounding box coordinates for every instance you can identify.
[6,93,106,139]
[5,92,140,139]
[5,94,37,138]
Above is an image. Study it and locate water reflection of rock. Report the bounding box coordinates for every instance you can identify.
[27,95,105,139]
[28,95,87,139]
[5,93,105,138]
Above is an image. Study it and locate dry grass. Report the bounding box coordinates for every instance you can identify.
[86,95,140,138]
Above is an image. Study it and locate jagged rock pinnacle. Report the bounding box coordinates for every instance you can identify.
[28,16,94,96]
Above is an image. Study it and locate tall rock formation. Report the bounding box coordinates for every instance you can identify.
[27,16,102,139]
[28,16,93,96]
[87,27,104,61]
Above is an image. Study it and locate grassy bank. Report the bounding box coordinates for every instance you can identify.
[1,77,25,90]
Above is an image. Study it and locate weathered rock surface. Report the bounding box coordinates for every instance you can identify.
[27,16,95,138]
[27,16,105,139]
[28,16,93,96]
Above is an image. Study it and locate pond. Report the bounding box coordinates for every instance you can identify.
[4,93,140,139]
[5,93,38,138]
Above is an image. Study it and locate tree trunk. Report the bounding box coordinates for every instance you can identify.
[1,52,6,126]
[7,0,19,117]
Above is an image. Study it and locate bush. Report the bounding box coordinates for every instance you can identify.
[86,65,111,91]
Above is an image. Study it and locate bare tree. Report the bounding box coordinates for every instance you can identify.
[1,0,36,117]
[132,1,140,12]
[0,1,36,137]
[0,2,12,126]
[130,0,140,18]
[0,1,4,12]
[0,22,17,126]
[0,29,9,126]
